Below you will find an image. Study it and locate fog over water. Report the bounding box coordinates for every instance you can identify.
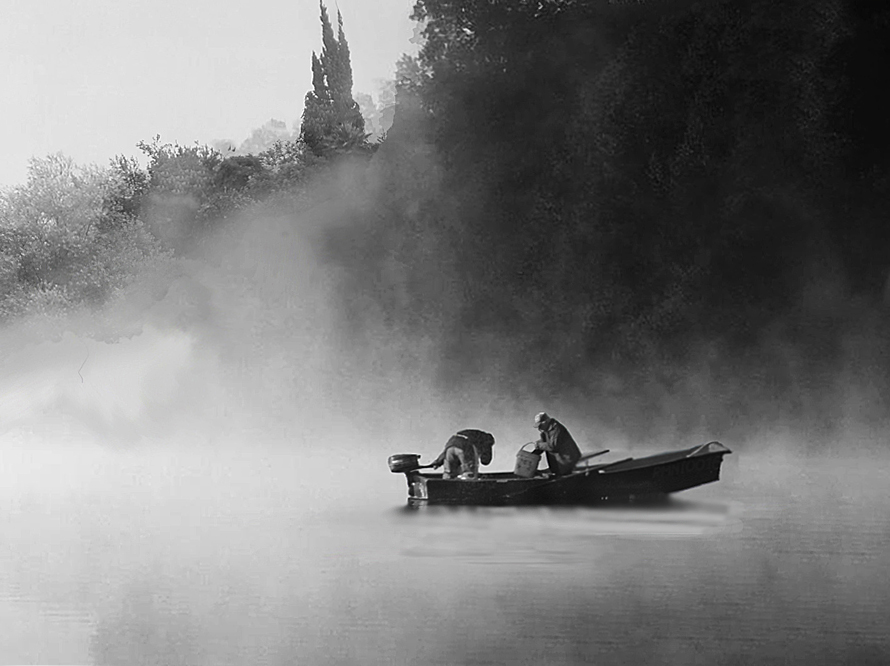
[1,197,888,664]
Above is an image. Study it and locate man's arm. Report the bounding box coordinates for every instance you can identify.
[429,446,447,468]
[533,434,550,453]
[535,425,561,453]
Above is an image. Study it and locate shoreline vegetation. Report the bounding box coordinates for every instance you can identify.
[2,0,888,445]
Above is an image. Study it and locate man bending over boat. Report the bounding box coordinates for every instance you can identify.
[532,412,581,476]
[429,429,495,480]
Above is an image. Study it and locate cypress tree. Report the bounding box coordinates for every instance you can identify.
[301,1,366,156]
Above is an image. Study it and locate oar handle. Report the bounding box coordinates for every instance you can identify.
[597,457,634,471]
[577,449,610,463]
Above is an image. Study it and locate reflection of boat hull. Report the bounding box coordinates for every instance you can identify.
[398,442,731,506]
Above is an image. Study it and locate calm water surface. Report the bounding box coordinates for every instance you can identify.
[1,443,887,665]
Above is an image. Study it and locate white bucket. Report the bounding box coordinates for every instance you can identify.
[514,442,541,478]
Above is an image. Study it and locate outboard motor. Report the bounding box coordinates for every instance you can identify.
[388,453,421,473]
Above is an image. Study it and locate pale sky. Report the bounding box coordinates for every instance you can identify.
[0,0,418,187]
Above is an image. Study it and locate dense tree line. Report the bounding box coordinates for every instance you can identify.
[0,136,331,321]
[325,0,890,429]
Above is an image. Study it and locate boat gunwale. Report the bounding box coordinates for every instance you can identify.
[409,443,731,483]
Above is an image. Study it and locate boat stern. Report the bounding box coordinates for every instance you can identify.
[404,470,429,503]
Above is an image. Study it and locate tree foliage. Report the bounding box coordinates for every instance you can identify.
[0,154,169,320]
[327,0,890,405]
[0,3,370,325]
[0,130,326,321]
[300,2,369,156]
[237,119,297,155]
[134,136,317,250]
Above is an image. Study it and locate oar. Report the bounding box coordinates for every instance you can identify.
[575,449,610,467]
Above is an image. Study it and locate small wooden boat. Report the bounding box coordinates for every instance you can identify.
[389,441,731,506]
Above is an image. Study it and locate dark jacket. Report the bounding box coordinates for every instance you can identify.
[432,429,495,479]
[456,429,494,465]
[536,419,581,475]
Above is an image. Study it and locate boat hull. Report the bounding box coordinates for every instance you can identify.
[400,442,731,506]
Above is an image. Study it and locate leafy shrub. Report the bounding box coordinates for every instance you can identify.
[1,154,170,321]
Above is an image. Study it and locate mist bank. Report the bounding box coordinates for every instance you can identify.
[3,0,889,457]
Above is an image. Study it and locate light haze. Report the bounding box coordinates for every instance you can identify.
[0,0,418,187]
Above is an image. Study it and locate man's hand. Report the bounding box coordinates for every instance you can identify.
[429,460,443,469]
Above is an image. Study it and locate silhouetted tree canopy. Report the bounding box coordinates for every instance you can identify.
[328,0,890,405]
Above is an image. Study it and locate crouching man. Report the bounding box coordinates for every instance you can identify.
[532,412,581,476]
[429,429,495,479]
